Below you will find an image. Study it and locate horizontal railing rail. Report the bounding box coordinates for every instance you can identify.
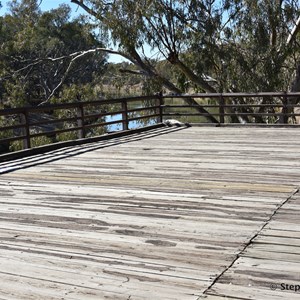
[1,92,300,153]
[162,92,300,125]
[0,95,163,152]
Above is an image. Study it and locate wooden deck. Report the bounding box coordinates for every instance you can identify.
[0,125,300,300]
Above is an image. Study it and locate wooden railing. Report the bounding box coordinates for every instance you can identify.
[0,95,163,152]
[162,92,300,124]
[1,92,300,153]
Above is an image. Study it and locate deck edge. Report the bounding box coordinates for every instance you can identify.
[0,123,166,163]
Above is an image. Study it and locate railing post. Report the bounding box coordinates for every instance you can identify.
[20,109,31,149]
[157,93,164,123]
[281,92,289,124]
[77,104,85,138]
[122,100,129,131]
[219,94,225,124]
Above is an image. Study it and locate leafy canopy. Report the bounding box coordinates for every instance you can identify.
[71,0,300,94]
[0,0,107,107]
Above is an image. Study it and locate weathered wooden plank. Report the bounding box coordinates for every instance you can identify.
[258,228,300,238]
[0,258,204,299]
[243,246,300,262]
[1,127,300,299]
[2,172,295,194]
[253,235,300,247]
[0,272,149,300]
[201,296,244,300]
[204,181,300,300]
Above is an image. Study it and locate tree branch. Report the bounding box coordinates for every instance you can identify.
[119,69,146,75]
[70,0,103,21]
[172,58,217,93]
[36,47,138,105]
[287,15,300,46]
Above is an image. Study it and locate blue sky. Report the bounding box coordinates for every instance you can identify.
[0,0,85,16]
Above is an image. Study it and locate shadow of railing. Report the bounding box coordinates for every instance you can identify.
[0,125,187,174]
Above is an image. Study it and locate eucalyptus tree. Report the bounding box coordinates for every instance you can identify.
[70,1,299,87]
[215,0,300,122]
[2,0,300,122]
[219,0,300,91]
[70,0,218,93]
[0,0,107,107]
[69,0,229,122]
[69,0,300,122]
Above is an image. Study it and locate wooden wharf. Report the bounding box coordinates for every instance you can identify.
[0,125,300,299]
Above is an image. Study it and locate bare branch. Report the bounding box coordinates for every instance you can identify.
[287,15,300,46]
[36,47,137,105]
[70,0,103,21]
[38,56,76,105]
[119,69,146,75]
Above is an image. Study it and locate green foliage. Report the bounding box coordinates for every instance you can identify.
[30,135,53,148]
[101,62,162,97]
[0,1,111,152]
[74,0,300,95]
[73,0,300,124]
[0,0,300,145]
[56,131,78,142]
[9,140,23,152]
[51,83,108,141]
[2,80,27,107]
[51,83,103,104]
[9,135,54,152]
[0,0,107,108]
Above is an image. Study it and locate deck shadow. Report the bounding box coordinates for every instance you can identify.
[0,125,187,175]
